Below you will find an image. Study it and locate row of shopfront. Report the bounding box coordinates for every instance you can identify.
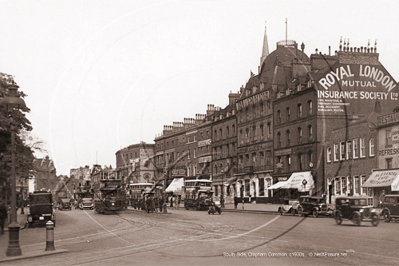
[165,171,316,205]
[165,168,399,207]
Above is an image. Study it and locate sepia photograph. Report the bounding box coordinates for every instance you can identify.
[1,0,399,265]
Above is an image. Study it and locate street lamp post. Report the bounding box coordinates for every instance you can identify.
[220,170,225,208]
[0,84,26,257]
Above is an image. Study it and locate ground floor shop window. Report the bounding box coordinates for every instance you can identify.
[361,175,367,195]
[259,178,264,196]
[335,178,341,195]
[245,180,250,196]
[355,176,360,194]
[342,176,347,194]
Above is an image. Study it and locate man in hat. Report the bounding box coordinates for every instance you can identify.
[0,200,8,235]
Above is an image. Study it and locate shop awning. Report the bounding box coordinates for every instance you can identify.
[281,171,314,192]
[362,170,399,191]
[165,178,184,193]
[268,181,288,190]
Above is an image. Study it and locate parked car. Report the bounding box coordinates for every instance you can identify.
[278,199,299,216]
[335,196,380,227]
[297,196,330,218]
[27,191,56,227]
[378,194,399,222]
[58,198,72,211]
[80,197,94,210]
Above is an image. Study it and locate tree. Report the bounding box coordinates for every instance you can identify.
[0,73,35,192]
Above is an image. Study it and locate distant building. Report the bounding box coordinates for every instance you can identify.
[32,155,57,192]
[115,142,155,184]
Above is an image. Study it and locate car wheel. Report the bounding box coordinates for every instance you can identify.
[371,214,379,227]
[353,213,361,226]
[298,207,304,217]
[312,209,319,218]
[335,211,342,225]
[383,211,391,222]
[291,208,296,216]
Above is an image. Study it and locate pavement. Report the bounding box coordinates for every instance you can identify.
[223,202,280,213]
[0,207,69,263]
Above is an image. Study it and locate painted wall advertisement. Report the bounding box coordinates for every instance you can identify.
[317,63,398,115]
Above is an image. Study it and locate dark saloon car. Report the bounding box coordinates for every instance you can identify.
[335,196,380,226]
[27,191,56,227]
[297,196,330,218]
[379,194,399,222]
[58,198,72,211]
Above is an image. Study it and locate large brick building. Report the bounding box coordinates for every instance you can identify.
[211,93,239,204]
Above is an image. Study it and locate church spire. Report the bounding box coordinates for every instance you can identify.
[259,21,269,73]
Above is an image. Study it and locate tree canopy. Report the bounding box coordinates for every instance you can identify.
[0,72,36,182]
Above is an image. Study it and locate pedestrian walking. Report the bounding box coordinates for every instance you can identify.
[175,196,179,210]
[159,196,164,213]
[146,196,152,213]
[0,200,7,235]
[170,196,173,209]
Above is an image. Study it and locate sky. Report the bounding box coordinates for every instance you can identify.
[1,0,399,176]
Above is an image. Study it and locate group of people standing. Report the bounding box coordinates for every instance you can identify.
[168,195,180,210]
[131,195,164,213]
[131,194,181,213]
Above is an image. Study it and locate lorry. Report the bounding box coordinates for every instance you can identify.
[27,191,56,227]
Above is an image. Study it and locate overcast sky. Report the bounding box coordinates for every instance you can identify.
[1,0,398,176]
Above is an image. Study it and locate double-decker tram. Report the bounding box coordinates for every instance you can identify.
[128,182,154,208]
[183,179,213,210]
[94,173,126,214]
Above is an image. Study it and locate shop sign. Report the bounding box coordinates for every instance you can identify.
[379,148,399,156]
[172,169,186,176]
[278,177,287,181]
[317,63,398,115]
[378,112,399,126]
[198,139,211,147]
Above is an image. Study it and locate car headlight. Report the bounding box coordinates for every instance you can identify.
[315,207,319,210]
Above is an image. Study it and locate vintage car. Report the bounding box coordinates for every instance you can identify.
[297,196,330,218]
[278,199,299,216]
[58,198,72,211]
[378,194,399,222]
[335,196,380,226]
[80,197,94,210]
[27,191,56,227]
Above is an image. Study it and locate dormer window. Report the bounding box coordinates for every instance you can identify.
[297,84,301,91]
